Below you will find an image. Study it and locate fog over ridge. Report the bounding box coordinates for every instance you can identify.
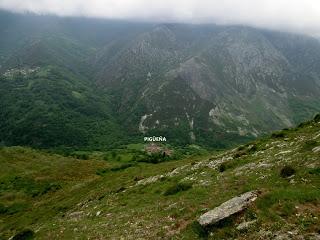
[0,0,320,37]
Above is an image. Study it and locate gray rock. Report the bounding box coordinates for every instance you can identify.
[312,146,320,153]
[236,219,257,231]
[274,233,291,240]
[307,233,320,240]
[198,191,258,227]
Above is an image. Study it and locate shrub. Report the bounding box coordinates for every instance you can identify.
[41,183,61,195]
[279,202,295,217]
[297,121,310,129]
[0,203,7,214]
[302,140,318,151]
[234,151,246,158]
[96,163,133,176]
[219,163,227,172]
[237,145,245,151]
[4,176,61,197]
[72,152,89,160]
[247,144,258,153]
[110,163,133,172]
[131,154,138,161]
[115,186,126,193]
[96,168,108,176]
[314,114,320,122]
[272,131,286,138]
[280,166,296,178]
[189,221,207,238]
[111,151,117,158]
[163,182,192,196]
[134,176,144,181]
[138,152,171,164]
[79,154,89,160]
[308,168,320,175]
[5,202,28,215]
[12,229,35,240]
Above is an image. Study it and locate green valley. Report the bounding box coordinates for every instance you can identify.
[1,11,320,149]
[1,9,320,240]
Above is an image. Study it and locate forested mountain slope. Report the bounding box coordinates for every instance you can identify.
[1,11,320,148]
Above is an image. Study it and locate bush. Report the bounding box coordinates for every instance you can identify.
[234,151,246,158]
[115,186,126,193]
[237,145,245,151]
[96,168,108,176]
[111,151,117,158]
[303,140,318,151]
[131,154,138,161]
[272,131,286,138]
[96,163,134,176]
[72,152,89,160]
[3,176,61,197]
[219,163,227,172]
[297,122,310,129]
[0,203,7,214]
[41,183,61,195]
[110,163,133,172]
[314,114,320,122]
[0,202,28,215]
[247,144,258,153]
[138,152,171,164]
[12,229,35,240]
[280,166,296,178]
[163,182,192,196]
[308,168,320,175]
[189,221,207,238]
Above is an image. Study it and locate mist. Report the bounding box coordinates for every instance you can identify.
[0,0,320,36]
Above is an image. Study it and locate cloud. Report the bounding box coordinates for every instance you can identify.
[0,0,320,36]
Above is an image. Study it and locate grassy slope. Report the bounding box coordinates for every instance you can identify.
[0,116,320,239]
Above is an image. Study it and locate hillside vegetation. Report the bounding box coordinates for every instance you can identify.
[1,11,320,149]
[0,114,319,239]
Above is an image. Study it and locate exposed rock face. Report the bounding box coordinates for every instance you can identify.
[94,24,320,147]
[198,191,258,227]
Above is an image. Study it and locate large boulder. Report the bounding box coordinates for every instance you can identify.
[198,191,258,227]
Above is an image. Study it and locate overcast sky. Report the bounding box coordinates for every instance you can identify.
[0,0,320,37]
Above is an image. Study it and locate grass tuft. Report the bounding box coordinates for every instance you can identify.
[163,182,192,196]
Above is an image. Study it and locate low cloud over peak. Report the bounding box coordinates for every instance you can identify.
[1,0,320,36]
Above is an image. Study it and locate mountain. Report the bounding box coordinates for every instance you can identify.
[1,114,319,239]
[96,25,320,147]
[1,10,320,149]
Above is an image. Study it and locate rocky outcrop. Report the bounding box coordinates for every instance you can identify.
[198,191,258,227]
[312,146,320,153]
[236,219,257,231]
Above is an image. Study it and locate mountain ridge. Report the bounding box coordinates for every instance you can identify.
[1,11,320,149]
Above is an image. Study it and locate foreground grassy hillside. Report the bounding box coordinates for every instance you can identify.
[1,115,320,239]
